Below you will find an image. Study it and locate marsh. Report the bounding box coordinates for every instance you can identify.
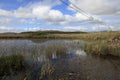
[0,39,120,80]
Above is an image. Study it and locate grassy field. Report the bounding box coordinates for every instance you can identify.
[0,31,87,39]
[0,31,120,57]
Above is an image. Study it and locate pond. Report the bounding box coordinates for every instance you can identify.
[0,39,120,80]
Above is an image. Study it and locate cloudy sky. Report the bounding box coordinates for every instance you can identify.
[0,0,120,33]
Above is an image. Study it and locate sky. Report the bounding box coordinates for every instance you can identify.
[0,0,120,33]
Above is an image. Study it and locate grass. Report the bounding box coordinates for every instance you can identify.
[44,44,68,59]
[0,31,120,57]
[84,41,120,56]
[0,54,25,78]
[40,63,55,80]
[82,32,120,57]
[0,31,120,79]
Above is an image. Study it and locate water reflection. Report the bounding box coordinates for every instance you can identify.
[0,39,85,63]
[0,39,119,80]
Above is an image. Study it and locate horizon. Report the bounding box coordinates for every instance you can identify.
[0,0,120,33]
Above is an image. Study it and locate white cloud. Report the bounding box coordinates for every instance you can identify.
[0,26,11,30]
[69,0,120,16]
[0,0,100,25]
[48,10,64,22]
[24,27,41,31]
[75,13,89,21]
[0,18,11,24]
[0,9,12,17]
[63,24,113,32]
[32,6,50,19]
[0,26,20,33]
[14,7,34,18]
[32,5,65,22]
[0,26,37,33]
[0,0,120,32]
[91,25,109,31]
[63,26,88,32]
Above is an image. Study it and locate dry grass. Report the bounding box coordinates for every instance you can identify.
[0,31,120,57]
[0,31,119,40]
[81,31,120,57]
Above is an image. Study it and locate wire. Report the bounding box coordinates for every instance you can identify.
[59,0,112,31]
[69,0,91,18]
[59,0,89,18]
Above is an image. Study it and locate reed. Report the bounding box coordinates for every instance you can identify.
[0,54,25,78]
[84,41,120,57]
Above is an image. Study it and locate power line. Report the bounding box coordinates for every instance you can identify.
[59,0,91,19]
[69,0,92,18]
[59,0,112,31]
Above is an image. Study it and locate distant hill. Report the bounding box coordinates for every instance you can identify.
[21,30,87,34]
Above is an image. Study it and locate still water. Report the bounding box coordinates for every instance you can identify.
[0,39,120,80]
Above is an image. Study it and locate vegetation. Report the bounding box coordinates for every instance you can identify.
[0,54,25,79]
[40,63,55,80]
[82,31,120,57]
[84,41,120,57]
[0,31,120,79]
[0,31,87,39]
[0,31,120,57]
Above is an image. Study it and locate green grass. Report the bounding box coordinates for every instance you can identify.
[0,54,25,78]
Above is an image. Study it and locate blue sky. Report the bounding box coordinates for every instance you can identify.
[0,0,120,33]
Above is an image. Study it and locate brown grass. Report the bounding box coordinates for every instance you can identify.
[0,31,120,57]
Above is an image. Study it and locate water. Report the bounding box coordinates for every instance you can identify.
[0,39,120,80]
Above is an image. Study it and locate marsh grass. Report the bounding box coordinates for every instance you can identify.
[40,63,55,80]
[84,42,109,55]
[0,54,25,78]
[84,41,120,57]
[0,31,120,57]
[44,44,68,59]
[79,31,120,57]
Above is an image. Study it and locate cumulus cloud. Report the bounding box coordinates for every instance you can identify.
[91,25,110,31]
[69,0,120,16]
[0,2,93,25]
[32,5,65,22]
[0,26,40,33]
[24,27,41,31]
[0,26,20,33]
[63,26,88,32]
[63,24,112,32]
[0,0,120,32]
[0,9,12,17]
[14,7,34,18]
[0,17,11,24]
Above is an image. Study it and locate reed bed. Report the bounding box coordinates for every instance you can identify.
[0,54,25,79]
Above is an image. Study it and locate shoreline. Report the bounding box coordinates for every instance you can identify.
[0,31,120,57]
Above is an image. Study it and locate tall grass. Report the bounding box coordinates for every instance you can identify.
[0,54,25,78]
[0,31,120,57]
[40,63,55,80]
[84,41,120,57]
